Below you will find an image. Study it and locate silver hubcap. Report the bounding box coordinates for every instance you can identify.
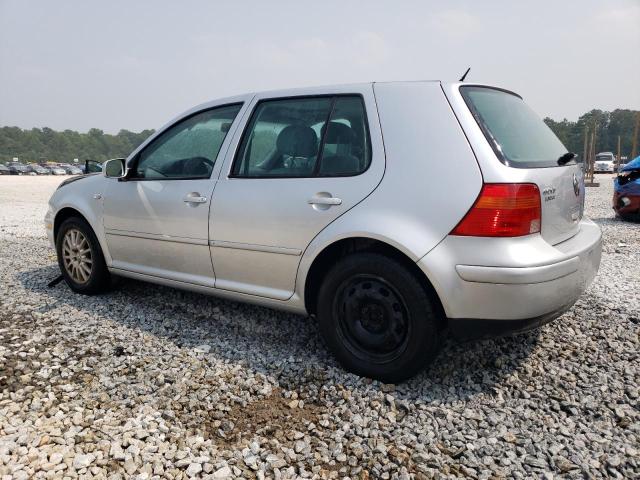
[62,229,92,284]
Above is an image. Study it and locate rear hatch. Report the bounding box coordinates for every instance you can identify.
[459,86,584,245]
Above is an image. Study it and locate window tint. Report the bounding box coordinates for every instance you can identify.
[233,95,370,178]
[318,97,370,176]
[233,98,331,177]
[134,104,241,179]
[461,87,567,168]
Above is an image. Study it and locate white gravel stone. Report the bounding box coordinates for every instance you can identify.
[185,462,203,477]
[72,453,95,469]
[0,174,638,479]
[213,466,232,478]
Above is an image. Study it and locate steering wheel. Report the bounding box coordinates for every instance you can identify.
[183,157,214,176]
[145,165,168,177]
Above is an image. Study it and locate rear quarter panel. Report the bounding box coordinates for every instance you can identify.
[441,83,584,245]
[296,82,483,297]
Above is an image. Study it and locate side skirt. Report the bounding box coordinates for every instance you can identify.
[109,267,307,315]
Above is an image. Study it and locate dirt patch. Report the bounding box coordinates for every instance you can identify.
[207,388,321,446]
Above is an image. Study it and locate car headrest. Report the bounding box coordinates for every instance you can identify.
[276,125,318,157]
[323,122,356,144]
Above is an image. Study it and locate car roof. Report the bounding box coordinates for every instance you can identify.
[185,80,521,116]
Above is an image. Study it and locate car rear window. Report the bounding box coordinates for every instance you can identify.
[460,86,568,168]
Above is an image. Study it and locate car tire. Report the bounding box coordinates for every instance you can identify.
[316,252,442,383]
[56,216,111,294]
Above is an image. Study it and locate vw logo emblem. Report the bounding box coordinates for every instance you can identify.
[573,173,580,197]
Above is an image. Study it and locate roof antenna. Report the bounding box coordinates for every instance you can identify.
[459,67,471,82]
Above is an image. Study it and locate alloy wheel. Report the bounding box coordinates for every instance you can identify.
[62,228,93,284]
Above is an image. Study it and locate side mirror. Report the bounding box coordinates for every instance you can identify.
[103,158,126,178]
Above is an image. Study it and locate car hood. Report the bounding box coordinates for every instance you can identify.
[57,172,100,189]
[621,156,640,172]
[614,175,640,195]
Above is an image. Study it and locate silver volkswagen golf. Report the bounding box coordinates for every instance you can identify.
[45,81,602,382]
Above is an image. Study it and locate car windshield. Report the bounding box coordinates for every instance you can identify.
[461,86,568,168]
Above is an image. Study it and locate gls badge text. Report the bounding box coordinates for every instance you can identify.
[542,186,556,202]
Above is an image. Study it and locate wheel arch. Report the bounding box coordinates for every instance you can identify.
[302,236,446,325]
[53,207,87,240]
[53,205,112,265]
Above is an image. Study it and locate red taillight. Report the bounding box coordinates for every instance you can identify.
[451,183,541,237]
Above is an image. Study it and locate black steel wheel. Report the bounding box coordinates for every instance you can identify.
[317,252,442,382]
[334,275,411,364]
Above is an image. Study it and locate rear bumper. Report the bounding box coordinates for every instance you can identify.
[449,303,573,340]
[418,218,602,323]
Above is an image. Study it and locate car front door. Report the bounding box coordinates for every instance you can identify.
[103,102,245,285]
[209,86,385,300]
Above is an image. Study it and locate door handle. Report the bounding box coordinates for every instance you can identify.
[183,193,207,204]
[308,193,342,211]
[308,196,342,206]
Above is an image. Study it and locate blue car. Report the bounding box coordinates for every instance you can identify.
[613,156,640,221]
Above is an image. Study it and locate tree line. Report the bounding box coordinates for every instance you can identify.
[1,107,638,164]
[0,127,155,164]
[544,109,639,160]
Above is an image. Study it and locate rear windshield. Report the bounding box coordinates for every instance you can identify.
[460,86,568,168]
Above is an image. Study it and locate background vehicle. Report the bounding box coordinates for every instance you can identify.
[7,162,30,175]
[0,164,9,175]
[48,165,67,175]
[45,81,602,382]
[27,164,50,175]
[59,164,83,175]
[594,152,615,173]
[83,160,103,174]
[613,156,640,221]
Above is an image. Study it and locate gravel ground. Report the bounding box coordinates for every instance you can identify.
[0,174,638,479]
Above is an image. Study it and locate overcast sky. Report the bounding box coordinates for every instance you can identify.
[1,0,638,133]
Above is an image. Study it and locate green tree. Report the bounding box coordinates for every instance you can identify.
[0,127,154,163]
[2,106,638,165]
[544,109,639,160]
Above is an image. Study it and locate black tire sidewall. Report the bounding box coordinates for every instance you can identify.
[317,253,441,383]
[56,217,109,294]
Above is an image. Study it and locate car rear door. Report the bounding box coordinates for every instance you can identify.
[209,85,385,300]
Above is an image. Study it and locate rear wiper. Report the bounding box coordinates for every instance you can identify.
[557,152,577,166]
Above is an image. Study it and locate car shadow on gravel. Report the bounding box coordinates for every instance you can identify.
[19,264,540,402]
[591,216,640,225]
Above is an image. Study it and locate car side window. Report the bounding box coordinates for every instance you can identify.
[133,104,241,180]
[318,96,371,176]
[232,95,370,178]
[232,98,331,178]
